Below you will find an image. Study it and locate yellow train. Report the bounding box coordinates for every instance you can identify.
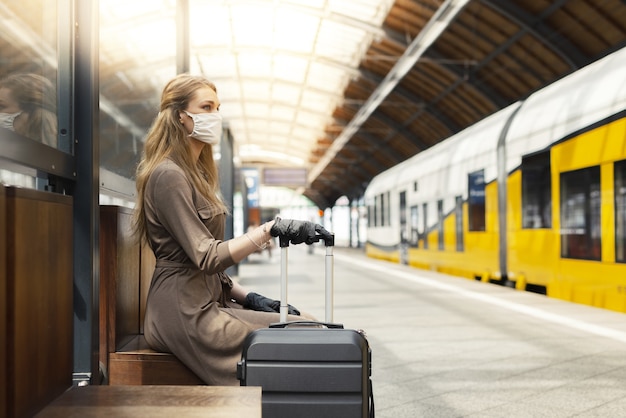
[365,46,626,313]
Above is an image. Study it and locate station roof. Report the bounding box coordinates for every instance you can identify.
[3,1,626,209]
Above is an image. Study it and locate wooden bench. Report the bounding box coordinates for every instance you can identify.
[99,205,203,385]
[36,385,261,417]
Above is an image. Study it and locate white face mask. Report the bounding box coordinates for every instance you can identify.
[184,111,222,145]
[0,111,20,131]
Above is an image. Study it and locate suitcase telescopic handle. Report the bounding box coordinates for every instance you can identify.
[278,232,335,247]
[279,232,335,323]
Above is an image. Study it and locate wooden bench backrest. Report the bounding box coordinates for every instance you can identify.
[99,206,155,359]
[99,205,202,386]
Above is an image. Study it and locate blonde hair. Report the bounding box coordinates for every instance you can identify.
[133,74,228,244]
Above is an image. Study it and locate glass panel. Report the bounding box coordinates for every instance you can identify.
[560,166,601,260]
[410,205,419,247]
[0,1,59,149]
[422,202,428,250]
[386,191,391,226]
[522,152,552,229]
[468,170,486,231]
[456,195,464,251]
[437,200,444,250]
[374,195,379,227]
[400,191,407,244]
[616,160,626,262]
[99,0,177,182]
[380,193,385,227]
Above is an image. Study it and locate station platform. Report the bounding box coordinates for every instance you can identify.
[236,244,626,418]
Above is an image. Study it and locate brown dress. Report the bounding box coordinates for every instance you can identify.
[142,158,292,385]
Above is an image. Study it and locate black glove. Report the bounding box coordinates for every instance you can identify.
[243,292,300,316]
[270,217,332,245]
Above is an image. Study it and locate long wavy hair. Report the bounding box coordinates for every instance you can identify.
[133,74,227,245]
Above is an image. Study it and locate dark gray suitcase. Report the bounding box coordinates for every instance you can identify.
[237,234,374,418]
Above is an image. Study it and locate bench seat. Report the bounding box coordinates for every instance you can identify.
[108,335,203,385]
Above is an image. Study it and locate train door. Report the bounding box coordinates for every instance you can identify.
[399,191,408,264]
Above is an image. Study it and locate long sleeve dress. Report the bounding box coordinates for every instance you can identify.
[142,158,288,385]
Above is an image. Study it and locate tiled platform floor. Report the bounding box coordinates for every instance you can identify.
[237,245,626,418]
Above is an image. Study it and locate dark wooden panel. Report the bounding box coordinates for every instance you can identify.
[139,242,155,334]
[6,187,73,418]
[0,185,6,418]
[99,205,140,354]
[114,206,141,347]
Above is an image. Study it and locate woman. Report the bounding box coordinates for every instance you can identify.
[133,74,330,385]
[0,73,57,147]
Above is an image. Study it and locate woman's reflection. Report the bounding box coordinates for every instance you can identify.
[0,73,57,148]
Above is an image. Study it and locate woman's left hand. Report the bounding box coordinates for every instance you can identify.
[243,292,301,315]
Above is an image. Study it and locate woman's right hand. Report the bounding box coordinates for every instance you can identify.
[269,217,331,245]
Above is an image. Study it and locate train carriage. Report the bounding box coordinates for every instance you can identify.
[365,46,626,313]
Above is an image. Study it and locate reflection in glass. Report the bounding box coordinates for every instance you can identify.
[0,0,61,188]
[0,73,57,147]
[0,0,59,149]
[99,0,177,179]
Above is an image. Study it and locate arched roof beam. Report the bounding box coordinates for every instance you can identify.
[376,21,511,110]
[328,112,406,165]
[308,0,472,184]
[479,0,586,69]
[320,172,367,202]
[425,50,509,108]
[354,129,407,164]
[357,68,461,146]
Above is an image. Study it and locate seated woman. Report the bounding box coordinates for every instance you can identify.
[133,73,330,385]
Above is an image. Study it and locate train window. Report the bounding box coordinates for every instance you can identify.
[455,195,464,251]
[374,195,379,227]
[400,191,407,244]
[410,205,419,247]
[437,200,444,250]
[379,193,386,226]
[560,166,601,260]
[384,192,391,226]
[468,170,486,231]
[615,160,626,263]
[522,152,552,229]
[422,202,428,249]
